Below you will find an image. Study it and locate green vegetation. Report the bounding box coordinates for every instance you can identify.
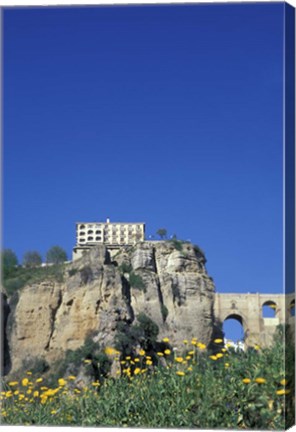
[129,272,146,291]
[46,246,67,265]
[47,337,112,388]
[68,268,78,277]
[160,303,169,322]
[169,238,183,252]
[2,249,18,279]
[23,251,42,268]
[118,262,132,274]
[156,228,167,239]
[1,326,293,429]
[2,264,65,297]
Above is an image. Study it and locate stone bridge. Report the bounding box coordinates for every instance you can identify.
[214,293,295,347]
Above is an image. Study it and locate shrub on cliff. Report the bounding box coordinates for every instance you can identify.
[1,249,18,279]
[46,246,67,265]
[129,272,146,291]
[23,251,42,268]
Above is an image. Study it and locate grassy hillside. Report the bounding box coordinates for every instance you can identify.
[1,326,294,429]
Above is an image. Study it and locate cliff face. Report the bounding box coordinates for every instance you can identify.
[5,241,215,373]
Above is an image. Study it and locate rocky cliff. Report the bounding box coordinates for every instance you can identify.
[4,241,216,374]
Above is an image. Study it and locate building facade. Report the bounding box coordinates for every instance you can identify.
[72,218,145,260]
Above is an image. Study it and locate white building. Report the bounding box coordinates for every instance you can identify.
[72,218,145,260]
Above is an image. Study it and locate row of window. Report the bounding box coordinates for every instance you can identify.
[79,224,142,230]
[78,235,142,243]
[79,237,102,242]
[79,230,102,235]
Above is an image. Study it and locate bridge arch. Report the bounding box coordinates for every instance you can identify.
[222,313,246,343]
[262,300,277,318]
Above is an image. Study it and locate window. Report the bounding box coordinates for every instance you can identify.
[88,230,94,234]
[262,301,277,318]
[87,236,94,241]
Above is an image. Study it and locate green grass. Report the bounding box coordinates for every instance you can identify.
[1,329,294,429]
[2,264,65,296]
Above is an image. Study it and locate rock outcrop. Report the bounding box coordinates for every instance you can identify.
[4,241,215,374]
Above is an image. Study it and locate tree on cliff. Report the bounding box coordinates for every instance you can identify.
[46,246,67,264]
[23,251,42,268]
[156,228,167,239]
[2,249,18,278]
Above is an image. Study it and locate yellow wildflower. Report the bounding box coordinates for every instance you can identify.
[5,391,13,398]
[164,349,171,355]
[68,376,76,381]
[146,359,153,366]
[183,339,188,344]
[134,367,141,375]
[58,378,66,386]
[254,345,260,351]
[146,356,152,360]
[33,391,39,397]
[209,355,217,360]
[120,360,126,365]
[255,378,266,384]
[22,378,29,387]
[91,382,100,387]
[125,356,131,360]
[74,389,81,394]
[191,340,197,346]
[185,355,191,360]
[276,389,291,395]
[162,337,170,343]
[134,358,140,363]
[216,353,223,359]
[51,410,57,415]
[14,390,19,395]
[139,349,145,356]
[176,371,185,376]
[214,338,223,344]
[36,378,43,383]
[280,379,288,386]
[26,371,32,375]
[221,348,227,352]
[8,381,18,386]
[225,363,230,368]
[242,378,251,384]
[187,366,193,371]
[175,357,184,363]
[157,352,164,356]
[104,347,118,356]
[197,343,206,350]
[84,359,91,364]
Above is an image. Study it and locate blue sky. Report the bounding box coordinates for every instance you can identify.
[3,2,284,310]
